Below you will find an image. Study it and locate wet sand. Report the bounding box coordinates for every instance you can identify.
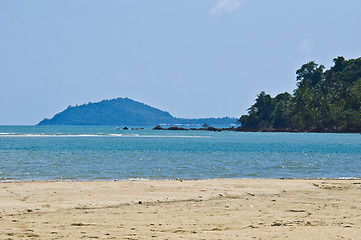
[0,179,360,239]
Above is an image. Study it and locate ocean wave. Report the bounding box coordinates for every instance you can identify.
[0,134,207,138]
[338,177,361,180]
[124,135,207,138]
[0,134,105,137]
[127,178,151,181]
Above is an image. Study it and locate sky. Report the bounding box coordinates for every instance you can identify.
[1,0,361,125]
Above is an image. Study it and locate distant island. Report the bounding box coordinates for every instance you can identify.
[38,97,237,126]
[238,56,361,133]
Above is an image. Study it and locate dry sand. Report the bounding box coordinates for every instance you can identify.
[0,179,360,239]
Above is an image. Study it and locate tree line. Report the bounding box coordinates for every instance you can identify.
[238,57,361,132]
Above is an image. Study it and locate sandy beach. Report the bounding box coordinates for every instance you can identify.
[0,179,360,239]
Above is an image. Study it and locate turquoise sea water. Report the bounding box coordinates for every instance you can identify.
[0,126,360,181]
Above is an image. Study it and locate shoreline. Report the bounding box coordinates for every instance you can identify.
[1,177,361,183]
[153,125,361,133]
[2,176,361,184]
[1,178,360,239]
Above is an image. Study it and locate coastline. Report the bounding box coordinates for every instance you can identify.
[1,179,360,239]
[153,125,361,133]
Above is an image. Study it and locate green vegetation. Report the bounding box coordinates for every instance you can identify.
[238,57,361,132]
[38,98,174,126]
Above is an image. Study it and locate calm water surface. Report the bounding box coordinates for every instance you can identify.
[0,126,360,180]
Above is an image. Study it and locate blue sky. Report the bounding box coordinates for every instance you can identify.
[1,0,361,124]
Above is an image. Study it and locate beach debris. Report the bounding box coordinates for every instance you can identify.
[71,223,96,226]
[271,222,283,226]
[245,224,258,228]
[211,227,222,231]
[25,233,40,238]
[286,209,306,212]
[138,201,142,204]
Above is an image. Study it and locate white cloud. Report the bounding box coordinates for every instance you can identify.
[300,38,313,53]
[210,0,242,17]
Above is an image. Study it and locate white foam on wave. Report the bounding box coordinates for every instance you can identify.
[138,135,207,138]
[0,134,105,137]
[0,134,106,137]
[0,134,207,138]
[338,177,361,180]
[127,178,151,181]
[114,134,208,138]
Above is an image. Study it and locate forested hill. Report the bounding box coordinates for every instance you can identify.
[238,57,361,133]
[38,98,174,126]
[38,98,237,126]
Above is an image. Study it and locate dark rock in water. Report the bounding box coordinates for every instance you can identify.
[152,124,355,133]
[167,126,187,130]
[166,126,179,130]
[152,125,241,132]
[153,125,164,130]
[207,126,221,132]
[123,127,128,130]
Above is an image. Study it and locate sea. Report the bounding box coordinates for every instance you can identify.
[0,125,360,181]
